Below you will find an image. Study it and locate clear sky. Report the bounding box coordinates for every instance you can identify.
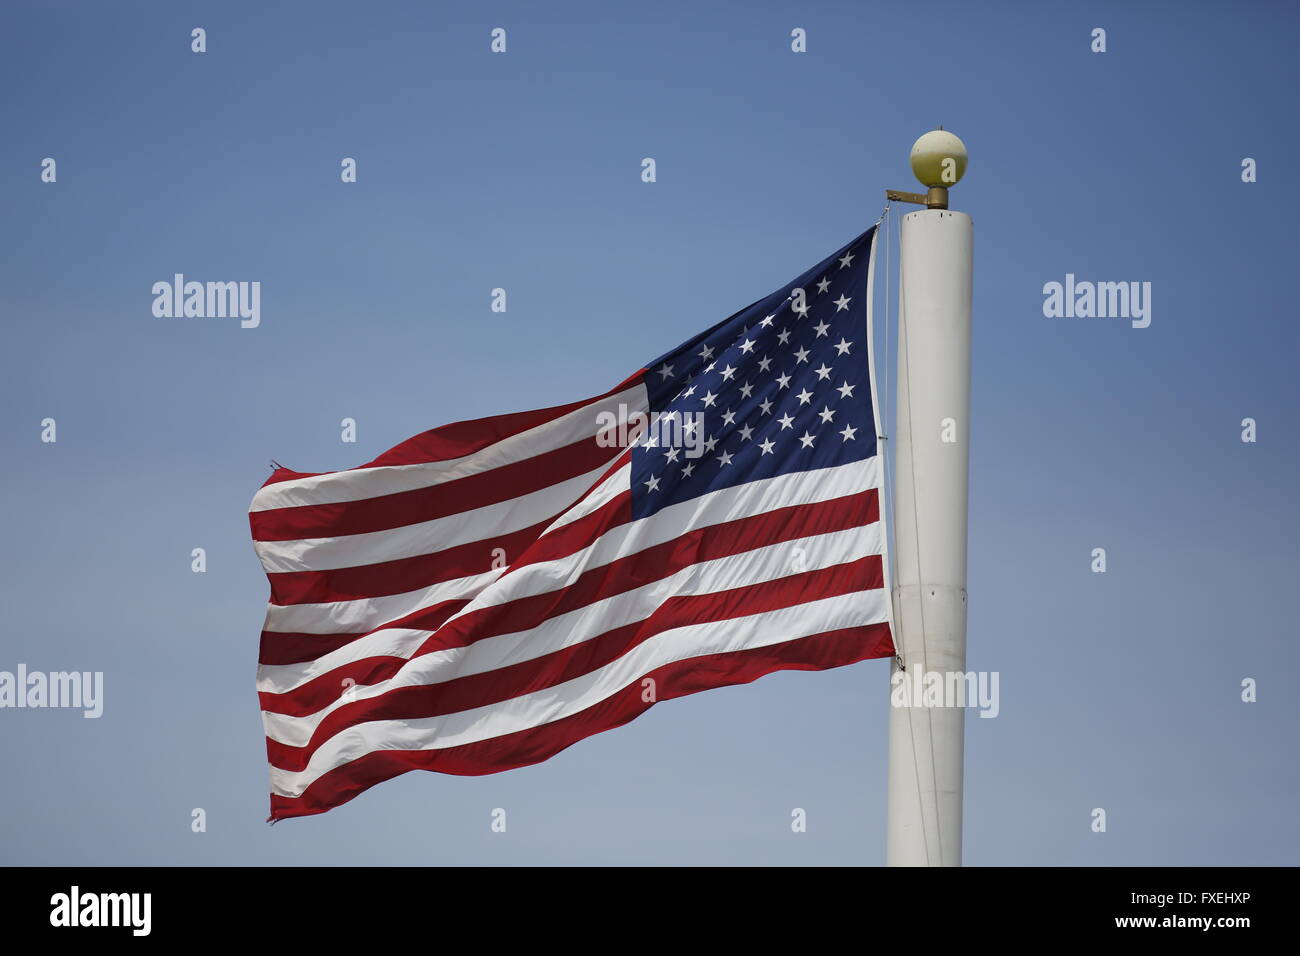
[2,0,1298,865]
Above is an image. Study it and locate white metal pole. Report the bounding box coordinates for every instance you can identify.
[885,201,973,867]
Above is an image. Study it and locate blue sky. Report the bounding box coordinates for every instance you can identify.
[2,0,1298,865]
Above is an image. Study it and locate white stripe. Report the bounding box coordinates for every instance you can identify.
[262,531,875,746]
[259,521,879,729]
[445,456,879,623]
[251,385,647,512]
[270,588,888,796]
[254,461,615,574]
[259,624,438,697]
[262,567,503,635]
[259,456,874,637]
[543,458,631,533]
[258,465,631,636]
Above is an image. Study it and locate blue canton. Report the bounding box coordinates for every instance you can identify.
[632,227,878,519]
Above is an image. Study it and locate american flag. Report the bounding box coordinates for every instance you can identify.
[250,226,894,820]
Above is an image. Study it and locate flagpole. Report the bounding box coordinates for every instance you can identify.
[885,130,972,866]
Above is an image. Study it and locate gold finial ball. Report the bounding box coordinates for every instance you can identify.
[910,128,967,188]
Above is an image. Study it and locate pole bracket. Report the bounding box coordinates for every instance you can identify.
[885,187,949,210]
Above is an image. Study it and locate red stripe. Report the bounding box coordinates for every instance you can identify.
[265,519,549,607]
[258,598,471,667]
[259,373,643,488]
[265,553,883,771]
[259,631,367,667]
[267,621,894,821]
[257,491,635,663]
[259,489,878,717]
[505,487,634,568]
[419,487,877,658]
[263,464,634,609]
[252,435,620,543]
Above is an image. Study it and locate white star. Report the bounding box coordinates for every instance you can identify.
[839,424,858,442]
[836,381,856,399]
[817,405,836,423]
[834,338,852,355]
[757,355,772,372]
[721,408,736,426]
[816,276,831,294]
[702,391,718,407]
[814,363,832,381]
[657,362,674,379]
[684,417,700,434]
[759,438,775,455]
[739,381,754,399]
[776,372,792,389]
[738,423,754,441]
[717,450,734,467]
[778,413,794,430]
[739,338,755,354]
[813,319,830,338]
[793,347,810,364]
[697,344,714,362]
[703,434,718,453]
[796,388,813,405]
[838,251,854,269]
[777,328,791,345]
[645,475,660,492]
[834,294,851,312]
[798,431,816,448]
[643,434,659,449]
[759,397,774,415]
[759,314,775,327]
[682,385,696,398]
[665,446,681,462]
[704,361,716,373]
[682,461,696,478]
[720,364,736,380]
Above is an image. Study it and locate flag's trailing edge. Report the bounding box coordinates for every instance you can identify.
[250,227,894,821]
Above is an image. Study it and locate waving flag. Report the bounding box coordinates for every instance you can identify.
[250,226,894,820]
